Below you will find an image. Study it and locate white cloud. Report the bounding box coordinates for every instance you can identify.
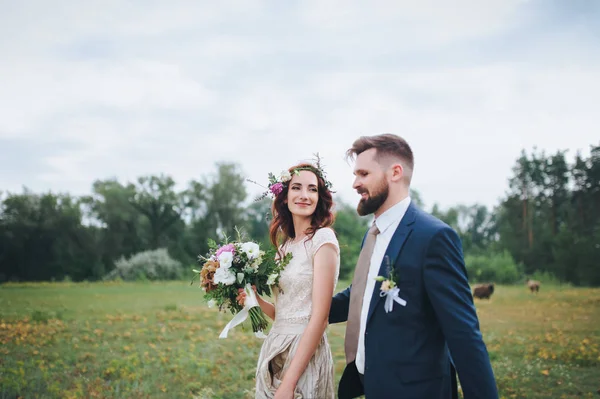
[0,0,599,211]
[0,60,214,136]
[297,0,525,46]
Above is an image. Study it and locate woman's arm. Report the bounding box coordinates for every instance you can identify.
[256,293,276,321]
[276,243,338,395]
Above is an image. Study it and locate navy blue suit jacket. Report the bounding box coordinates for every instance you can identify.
[329,203,498,399]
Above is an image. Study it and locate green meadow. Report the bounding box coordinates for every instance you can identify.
[1,281,598,398]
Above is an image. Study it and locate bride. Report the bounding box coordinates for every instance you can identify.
[242,162,340,399]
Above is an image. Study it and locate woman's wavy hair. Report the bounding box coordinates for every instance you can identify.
[269,163,335,253]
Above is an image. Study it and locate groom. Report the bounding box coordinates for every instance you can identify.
[329,134,498,399]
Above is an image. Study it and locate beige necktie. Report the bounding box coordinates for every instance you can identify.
[345,222,380,364]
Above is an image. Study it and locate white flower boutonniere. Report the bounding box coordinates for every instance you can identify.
[375,256,407,312]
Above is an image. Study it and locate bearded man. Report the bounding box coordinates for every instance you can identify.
[329,134,498,399]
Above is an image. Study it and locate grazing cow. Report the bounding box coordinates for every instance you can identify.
[526,279,541,293]
[473,283,495,300]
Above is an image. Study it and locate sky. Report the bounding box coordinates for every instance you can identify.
[1,0,599,211]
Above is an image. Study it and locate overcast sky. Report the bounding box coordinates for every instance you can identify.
[1,0,599,211]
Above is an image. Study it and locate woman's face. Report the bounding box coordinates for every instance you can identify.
[286,170,319,218]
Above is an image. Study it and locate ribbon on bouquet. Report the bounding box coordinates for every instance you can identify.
[219,283,267,339]
[380,287,407,313]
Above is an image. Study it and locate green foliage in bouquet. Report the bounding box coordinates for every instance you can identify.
[191,228,292,334]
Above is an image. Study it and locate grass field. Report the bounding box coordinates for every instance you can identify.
[1,281,599,398]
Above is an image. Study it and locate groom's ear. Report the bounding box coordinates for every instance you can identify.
[390,163,404,182]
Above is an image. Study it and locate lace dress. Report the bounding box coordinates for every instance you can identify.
[255,227,340,399]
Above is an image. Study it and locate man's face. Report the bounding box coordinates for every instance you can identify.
[352,148,390,216]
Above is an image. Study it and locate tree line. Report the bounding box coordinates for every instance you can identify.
[1,143,598,286]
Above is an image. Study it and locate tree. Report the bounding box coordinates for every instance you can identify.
[129,175,188,250]
[206,163,247,239]
[496,144,600,285]
[332,202,370,279]
[242,199,272,247]
[82,179,147,268]
[0,190,101,282]
[183,179,218,262]
[543,151,569,235]
[410,188,425,208]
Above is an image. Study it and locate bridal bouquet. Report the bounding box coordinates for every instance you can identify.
[192,230,292,338]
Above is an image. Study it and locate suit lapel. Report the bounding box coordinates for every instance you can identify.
[366,202,417,325]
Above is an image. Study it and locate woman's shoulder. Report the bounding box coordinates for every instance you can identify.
[308,227,340,263]
[311,227,339,246]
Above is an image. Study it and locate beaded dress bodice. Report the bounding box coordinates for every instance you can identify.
[272,228,340,327]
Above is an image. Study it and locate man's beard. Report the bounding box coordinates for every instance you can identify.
[357,180,389,216]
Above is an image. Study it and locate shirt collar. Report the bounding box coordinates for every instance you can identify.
[374,196,412,235]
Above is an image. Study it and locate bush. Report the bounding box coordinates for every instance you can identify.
[527,270,568,287]
[465,250,523,284]
[31,310,51,323]
[103,248,183,281]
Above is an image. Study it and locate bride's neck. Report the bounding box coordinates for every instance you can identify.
[291,216,312,241]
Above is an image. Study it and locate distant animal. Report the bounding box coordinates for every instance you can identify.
[472,283,495,300]
[526,279,541,293]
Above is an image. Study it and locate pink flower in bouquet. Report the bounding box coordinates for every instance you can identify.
[216,244,235,257]
[270,182,283,196]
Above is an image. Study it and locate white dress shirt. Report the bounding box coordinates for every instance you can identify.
[356,196,412,374]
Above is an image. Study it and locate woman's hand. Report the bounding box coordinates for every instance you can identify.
[235,284,257,306]
[274,381,296,399]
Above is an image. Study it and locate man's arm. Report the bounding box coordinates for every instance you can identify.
[329,285,351,324]
[423,227,499,399]
[330,230,366,324]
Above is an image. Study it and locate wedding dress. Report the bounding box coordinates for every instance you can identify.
[255,227,340,399]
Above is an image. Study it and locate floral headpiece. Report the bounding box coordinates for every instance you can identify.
[248,153,334,201]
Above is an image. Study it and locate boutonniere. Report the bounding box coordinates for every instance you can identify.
[375,256,407,312]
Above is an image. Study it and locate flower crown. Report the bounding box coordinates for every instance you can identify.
[248,153,334,201]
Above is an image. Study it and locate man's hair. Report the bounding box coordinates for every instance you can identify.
[346,134,414,181]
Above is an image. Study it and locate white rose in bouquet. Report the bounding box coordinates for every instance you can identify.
[213,266,236,285]
[241,242,260,259]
